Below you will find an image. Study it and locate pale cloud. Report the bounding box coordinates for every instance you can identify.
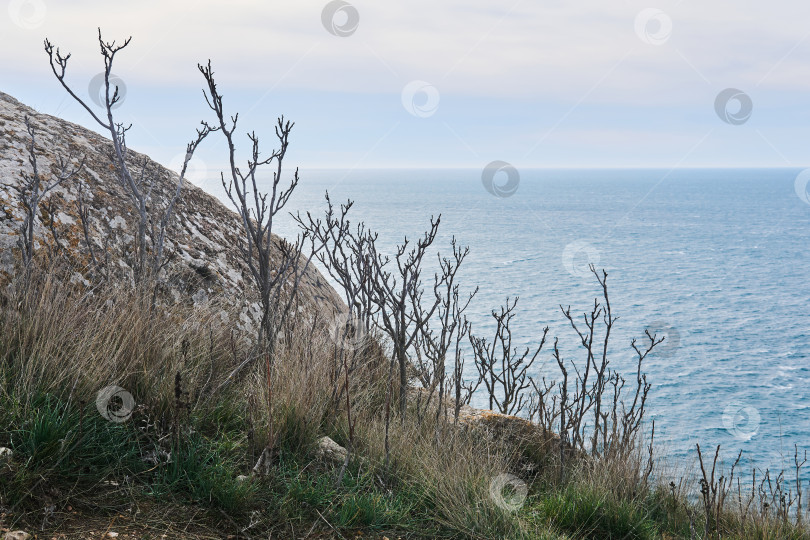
[2,0,810,168]
[4,0,810,98]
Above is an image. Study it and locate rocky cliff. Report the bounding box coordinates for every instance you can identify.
[0,91,343,332]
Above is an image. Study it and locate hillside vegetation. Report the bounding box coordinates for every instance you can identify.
[1,29,809,540]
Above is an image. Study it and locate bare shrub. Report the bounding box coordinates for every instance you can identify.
[198,62,318,357]
[414,237,476,436]
[529,265,660,462]
[366,216,442,417]
[696,443,742,535]
[469,297,548,416]
[197,61,325,467]
[44,30,211,284]
[2,116,84,272]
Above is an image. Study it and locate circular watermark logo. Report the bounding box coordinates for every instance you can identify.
[88,73,127,110]
[169,152,208,186]
[322,310,367,352]
[714,88,752,125]
[8,0,46,29]
[321,0,359,37]
[561,240,601,278]
[489,473,527,512]
[481,160,519,198]
[722,404,761,440]
[643,321,681,358]
[401,80,440,118]
[634,8,672,46]
[794,168,810,206]
[96,385,135,423]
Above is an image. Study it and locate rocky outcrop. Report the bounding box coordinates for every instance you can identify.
[410,385,573,470]
[0,91,344,331]
[457,407,570,467]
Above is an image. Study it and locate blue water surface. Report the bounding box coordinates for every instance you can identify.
[230,167,810,477]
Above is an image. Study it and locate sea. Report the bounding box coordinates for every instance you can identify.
[203,167,810,480]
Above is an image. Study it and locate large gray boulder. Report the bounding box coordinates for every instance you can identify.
[0,91,344,331]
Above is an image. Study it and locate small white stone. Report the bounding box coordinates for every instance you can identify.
[4,531,31,540]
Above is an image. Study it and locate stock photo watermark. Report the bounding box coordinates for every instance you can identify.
[715,88,753,125]
[794,169,810,206]
[562,240,601,278]
[169,152,208,186]
[88,73,128,110]
[7,0,46,29]
[481,160,519,198]
[644,321,681,358]
[722,403,761,440]
[401,80,440,118]
[634,9,672,46]
[489,473,528,512]
[321,310,367,352]
[321,0,359,37]
[96,385,136,423]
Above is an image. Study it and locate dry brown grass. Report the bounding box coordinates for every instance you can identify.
[3,262,809,539]
[0,265,244,417]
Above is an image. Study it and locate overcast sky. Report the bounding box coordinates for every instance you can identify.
[3,0,810,175]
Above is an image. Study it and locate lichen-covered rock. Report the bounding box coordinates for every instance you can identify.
[458,407,566,462]
[0,91,344,332]
[409,385,573,469]
[315,435,348,464]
